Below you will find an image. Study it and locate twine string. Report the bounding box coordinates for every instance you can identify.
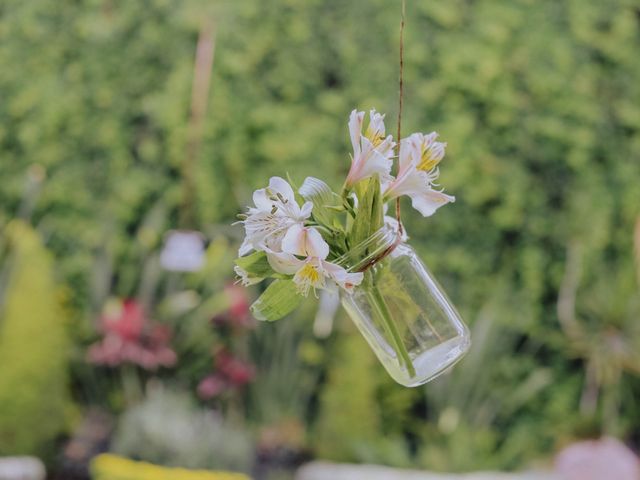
[358,0,407,273]
[394,0,406,237]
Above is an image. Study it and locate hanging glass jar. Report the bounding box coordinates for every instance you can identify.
[337,226,471,387]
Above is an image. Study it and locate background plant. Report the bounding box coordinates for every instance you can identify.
[110,386,254,473]
[0,221,70,457]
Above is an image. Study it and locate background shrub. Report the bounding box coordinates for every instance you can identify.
[0,221,70,456]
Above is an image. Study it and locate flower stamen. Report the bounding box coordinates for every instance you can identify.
[417,142,446,172]
[294,262,323,296]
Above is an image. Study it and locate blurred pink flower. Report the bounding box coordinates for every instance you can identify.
[212,284,255,330]
[197,349,255,400]
[554,436,640,480]
[101,300,146,341]
[197,374,228,399]
[87,299,177,370]
[226,284,250,320]
[216,349,255,386]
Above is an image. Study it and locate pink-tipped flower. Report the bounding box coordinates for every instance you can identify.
[345,109,395,188]
[383,132,455,217]
[237,176,313,256]
[265,223,363,297]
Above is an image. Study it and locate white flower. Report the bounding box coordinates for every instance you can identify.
[281,223,330,258]
[383,132,455,217]
[265,224,364,296]
[345,109,396,187]
[234,265,263,286]
[238,176,313,255]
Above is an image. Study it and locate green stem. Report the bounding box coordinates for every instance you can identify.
[367,279,416,378]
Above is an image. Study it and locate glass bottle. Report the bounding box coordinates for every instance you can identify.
[337,226,471,387]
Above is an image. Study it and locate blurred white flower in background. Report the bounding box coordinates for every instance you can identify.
[160,230,206,272]
[554,437,640,480]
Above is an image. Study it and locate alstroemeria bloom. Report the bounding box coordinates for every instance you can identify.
[266,224,364,296]
[238,176,312,255]
[234,265,263,286]
[383,132,455,217]
[345,109,396,187]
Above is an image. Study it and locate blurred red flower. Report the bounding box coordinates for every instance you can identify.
[87,299,177,370]
[197,348,255,400]
[212,284,254,330]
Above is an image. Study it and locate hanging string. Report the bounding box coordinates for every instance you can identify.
[394,0,406,236]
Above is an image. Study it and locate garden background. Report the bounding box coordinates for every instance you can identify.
[1,0,639,478]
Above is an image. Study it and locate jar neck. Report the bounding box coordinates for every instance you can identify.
[335,225,402,273]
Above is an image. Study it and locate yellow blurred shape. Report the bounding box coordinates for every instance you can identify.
[91,454,251,480]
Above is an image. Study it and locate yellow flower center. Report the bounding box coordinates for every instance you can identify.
[368,133,385,147]
[417,146,440,172]
[294,262,324,296]
[299,263,321,284]
[365,123,385,148]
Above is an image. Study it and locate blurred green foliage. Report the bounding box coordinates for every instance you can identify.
[0,221,70,456]
[111,386,254,473]
[315,326,381,462]
[0,0,639,472]
[315,322,415,467]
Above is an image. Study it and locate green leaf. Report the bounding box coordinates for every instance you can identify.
[235,250,273,277]
[349,175,383,248]
[299,176,341,227]
[250,279,303,321]
[235,250,289,281]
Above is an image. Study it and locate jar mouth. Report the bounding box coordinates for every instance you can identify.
[335,224,402,272]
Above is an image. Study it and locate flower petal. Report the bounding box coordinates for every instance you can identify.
[299,201,313,219]
[409,189,455,217]
[348,110,364,157]
[293,259,326,296]
[234,265,263,286]
[265,250,304,275]
[238,237,254,256]
[305,227,330,259]
[354,136,393,182]
[281,224,306,256]
[384,165,431,199]
[281,225,330,259]
[268,176,296,204]
[365,109,386,140]
[252,188,272,211]
[398,134,419,172]
[322,260,364,293]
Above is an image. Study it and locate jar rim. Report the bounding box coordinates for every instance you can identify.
[334,224,402,272]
